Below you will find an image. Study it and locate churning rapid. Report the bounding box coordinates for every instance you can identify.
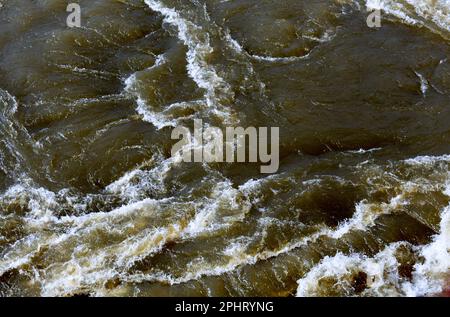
[0,0,449,297]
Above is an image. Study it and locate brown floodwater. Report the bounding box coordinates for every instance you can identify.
[0,0,449,296]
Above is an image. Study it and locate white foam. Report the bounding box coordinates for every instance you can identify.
[404,154,450,166]
[297,197,450,297]
[330,195,406,239]
[404,200,450,296]
[0,170,257,295]
[251,54,310,63]
[120,186,403,286]
[297,242,410,296]
[0,89,18,116]
[185,180,252,236]
[144,0,234,121]
[123,54,181,130]
[405,0,450,32]
[222,20,335,63]
[0,182,58,220]
[415,71,429,95]
[2,163,448,295]
[348,147,383,154]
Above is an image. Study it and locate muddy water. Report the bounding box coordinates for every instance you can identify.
[0,0,449,296]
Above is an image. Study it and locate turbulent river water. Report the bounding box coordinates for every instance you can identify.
[0,0,449,297]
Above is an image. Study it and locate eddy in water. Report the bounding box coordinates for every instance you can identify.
[0,0,449,297]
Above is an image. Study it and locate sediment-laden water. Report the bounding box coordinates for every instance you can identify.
[0,0,449,297]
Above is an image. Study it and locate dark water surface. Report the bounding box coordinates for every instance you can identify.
[0,0,449,296]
